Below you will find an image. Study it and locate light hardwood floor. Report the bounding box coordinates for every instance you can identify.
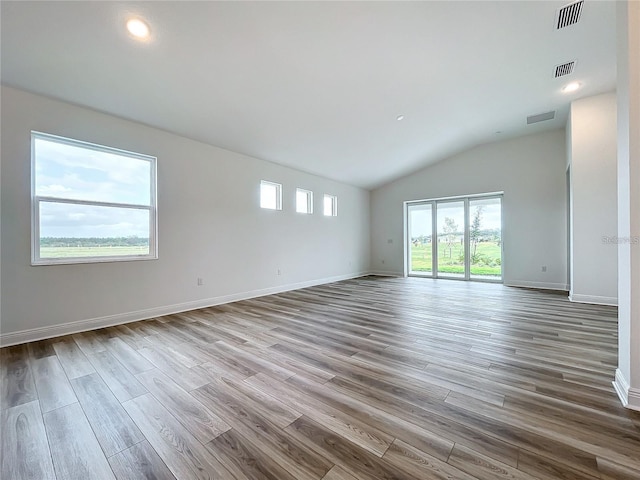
[2,276,640,479]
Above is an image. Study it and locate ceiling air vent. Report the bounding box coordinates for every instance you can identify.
[527,111,556,125]
[556,1,584,29]
[555,61,576,78]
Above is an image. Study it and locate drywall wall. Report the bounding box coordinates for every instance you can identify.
[371,129,568,290]
[567,92,618,305]
[614,0,640,410]
[0,86,371,345]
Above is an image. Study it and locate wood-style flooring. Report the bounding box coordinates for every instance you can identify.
[2,276,640,480]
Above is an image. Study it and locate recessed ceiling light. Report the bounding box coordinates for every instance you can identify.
[562,82,581,93]
[396,115,405,121]
[126,18,150,39]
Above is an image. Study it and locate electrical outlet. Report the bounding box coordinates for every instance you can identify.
[277,268,281,276]
[541,266,547,272]
[381,259,385,264]
[197,277,204,286]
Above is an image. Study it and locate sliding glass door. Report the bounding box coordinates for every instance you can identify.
[469,197,502,280]
[406,194,502,282]
[407,203,433,275]
[436,201,466,278]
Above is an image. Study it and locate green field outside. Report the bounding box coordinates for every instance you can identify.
[40,245,149,258]
[410,242,501,277]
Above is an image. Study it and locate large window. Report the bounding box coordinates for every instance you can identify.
[31,132,157,265]
[406,193,502,281]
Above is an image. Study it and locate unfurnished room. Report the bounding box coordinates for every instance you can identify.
[1,1,639,479]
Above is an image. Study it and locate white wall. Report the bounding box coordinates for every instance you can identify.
[0,86,371,345]
[370,129,568,290]
[567,93,618,305]
[614,0,640,411]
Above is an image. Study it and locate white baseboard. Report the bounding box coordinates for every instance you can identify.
[504,280,569,291]
[613,368,640,411]
[569,293,618,306]
[0,271,369,347]
[368,271,403,277]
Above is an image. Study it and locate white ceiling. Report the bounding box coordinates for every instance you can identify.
[1,1,617,189]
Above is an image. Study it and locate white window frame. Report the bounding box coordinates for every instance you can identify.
[324,194,338,216]
[260,180,282,210]
[404,192,503,283]
[296,188,313,214]
[31,131,158,266]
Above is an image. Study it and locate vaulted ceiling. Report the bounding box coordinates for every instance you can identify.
[1,1,617,189]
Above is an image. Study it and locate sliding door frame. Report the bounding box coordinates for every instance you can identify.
[404,192,504,283]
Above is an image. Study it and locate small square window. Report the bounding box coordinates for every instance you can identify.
[260,180,282,210]
[324,194,338,216]
[296,188,313,214]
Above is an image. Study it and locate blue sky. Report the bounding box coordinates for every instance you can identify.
[35,136,152,238]
[409,200,502,237]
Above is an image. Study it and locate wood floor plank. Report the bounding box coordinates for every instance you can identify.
[105,337,154,374]
[596,456,640,480]
[72,331,107,355]
[52,336,95,379]
[108,440,176,480]
[516,448,600,480]
[321,466,363,480]
[43,402,115,480]
[203,374,302,430]
[26,339,57,360]
[122,393,231,479]
[1,276,638,480]
[286,373,454,462]
[246,372,394,458]
[214,340,296,381]
[382,438,477,480]
[447,443,539,480]
[1,400,56,480]
[135,368,230,444]
[70,373,144,457]
[1,344,37,410]
[137,345,209,391]
[192,378,333,480]
[87,350,148,403]
[205,429,299,480]
[285,415,414,480]
[31,356,77,413]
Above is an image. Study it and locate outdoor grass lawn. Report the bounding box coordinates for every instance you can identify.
[410,242,502,276]
[40,245,149,258]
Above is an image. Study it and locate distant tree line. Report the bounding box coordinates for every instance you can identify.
[411,229,500,245]
[40,237,149,247]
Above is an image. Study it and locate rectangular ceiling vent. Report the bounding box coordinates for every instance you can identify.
[527,111,556,125]
[556,1,584,29]
[555,61,576,77]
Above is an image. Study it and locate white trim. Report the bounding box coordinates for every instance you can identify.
[404,194,504,283]
[260,180,282,210]
[504,280,569,291]
[295,188,313,214]
[613,369,640,411]
[405,191,505,205]
[31,131,158,266]
[0,272,368,347]
[368,271,403,277]
[323,194,338,217]
[569,293,618,306]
